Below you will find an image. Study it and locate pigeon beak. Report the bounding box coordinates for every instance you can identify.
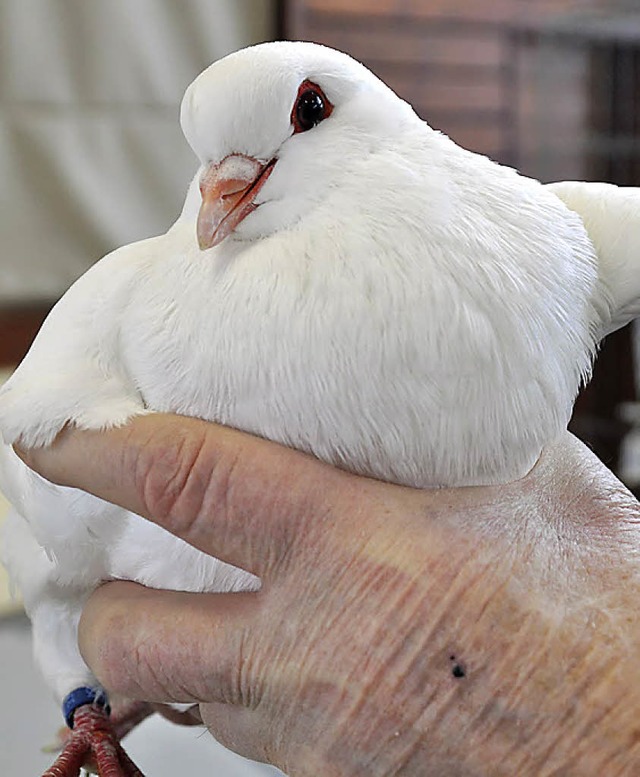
[196,154,276,250]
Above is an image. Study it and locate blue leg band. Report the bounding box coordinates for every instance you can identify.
[62,687,111,728]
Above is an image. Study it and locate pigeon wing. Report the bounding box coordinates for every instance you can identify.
[548,180,640,337]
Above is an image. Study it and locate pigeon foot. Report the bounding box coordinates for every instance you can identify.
[42,703,148,777]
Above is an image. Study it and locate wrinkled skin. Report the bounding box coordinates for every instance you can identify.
[19,415,640,776]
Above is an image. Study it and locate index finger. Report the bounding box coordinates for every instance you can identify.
[15,413,349,578]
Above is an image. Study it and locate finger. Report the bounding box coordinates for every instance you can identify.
[79,581,262,707]
[16,413,348,576]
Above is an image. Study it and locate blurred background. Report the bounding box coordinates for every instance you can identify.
[1,0,640,773]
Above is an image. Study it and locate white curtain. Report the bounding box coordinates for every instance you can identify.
[0,0,275,302]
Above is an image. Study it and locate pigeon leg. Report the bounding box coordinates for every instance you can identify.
[95,699,154,744]
[42,690,151,777]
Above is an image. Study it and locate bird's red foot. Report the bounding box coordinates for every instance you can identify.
[41,703,147,777]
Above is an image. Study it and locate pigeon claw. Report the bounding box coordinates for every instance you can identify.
[41,703,146,777]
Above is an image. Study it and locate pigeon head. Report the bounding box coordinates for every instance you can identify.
[180,41,414,249]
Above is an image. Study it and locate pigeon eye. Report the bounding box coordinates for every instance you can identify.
[296,90,325,130]
[292,81,333,133]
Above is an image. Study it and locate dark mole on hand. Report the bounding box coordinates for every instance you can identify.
[449,655,466,679]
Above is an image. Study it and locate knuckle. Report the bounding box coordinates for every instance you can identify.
[128,419,252,553]
[132,422,211,529]
[126,416,325,576]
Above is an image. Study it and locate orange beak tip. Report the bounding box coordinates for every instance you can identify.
[196,155,275,251]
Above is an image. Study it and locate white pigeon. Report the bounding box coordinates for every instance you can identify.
[0,40,639,776]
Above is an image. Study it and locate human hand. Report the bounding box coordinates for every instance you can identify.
[18,415,640,776]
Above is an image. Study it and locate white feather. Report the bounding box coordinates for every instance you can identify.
[547,180,640,336]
